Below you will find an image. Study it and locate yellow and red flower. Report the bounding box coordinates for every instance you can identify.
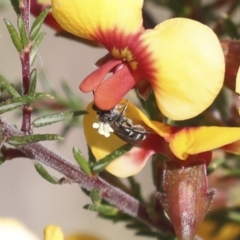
[51,0,225,120]
[83,100,240,177]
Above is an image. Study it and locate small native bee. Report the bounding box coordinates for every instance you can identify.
[92,103,148,146]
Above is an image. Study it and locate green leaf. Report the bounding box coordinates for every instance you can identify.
[9,0,20,15]
[3,18,22,53]
[89,188,102,205]
[29,92,54,103]
[0,101,23,114]
[84,204,119,216]
[34,162,58,184]
[30,6,51,41]
[73,147,92,176]
[61,81,81,107]
[91,144,132,173]
[222,14,239,39]
[61,81,75,101]
[8,134,63,146]
[228,211,240,223]
[128,177,144,203]
[17,16,29,48]
[126,222,149,230]
[0,157,5,166]
[30,32,45,65]
[135,230,163,238]
[38,71,57,96]
[0,93,53,114]
[32,111,86,128]
[0,75,20,98]
[88,146,96,164]
[29,69,37,95]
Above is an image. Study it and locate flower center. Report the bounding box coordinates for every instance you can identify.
[111,47,138,71]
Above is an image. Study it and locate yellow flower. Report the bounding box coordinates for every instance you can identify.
[66,233,103,240]
[0,218,102,240]
[84,99,240,177]
[51,0,225,120]
[44,226,64,240]
[198,220,240,240]
[0,218,39,240]
[44,226,103,240]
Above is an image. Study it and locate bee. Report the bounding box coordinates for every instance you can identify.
[92,103,148,146]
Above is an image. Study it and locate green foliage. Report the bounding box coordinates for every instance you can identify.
[0,75,20,98]
[73,147,92,176]
[85,201,173,240]
[3,18,22,52]
[9,0,20,15]
[38,73,85,137]
[30,6,51,41]
[128,177,144,203]
[84,203,119,217]
[89,188,102,205]
[8,134,63,146]
[222,14,239,39]
[17,16,29,48]
[29,69,37,95]
[0,101,24,114]
[32,111,87,128]
[0,157,5,166]
[91,144,132,173]
[2,1,240,240]
[34,162,58,184]
[228,211,240,223]
[30,32,45,65]
[205,207,240,239]
[0,93,53,114]
[88,146,96,164]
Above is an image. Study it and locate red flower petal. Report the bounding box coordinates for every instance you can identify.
[94,64,140,110]
[79,59,122,92]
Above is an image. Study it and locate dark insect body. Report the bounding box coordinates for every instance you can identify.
[92,103,148,146]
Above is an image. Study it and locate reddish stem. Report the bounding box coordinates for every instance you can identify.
[1,119,172,235]
[19,0,32,133]
[19,0,30,34]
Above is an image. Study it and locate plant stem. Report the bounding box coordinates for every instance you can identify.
[20,0,32,133]
[0,118,173,235]
[19,0,30,33]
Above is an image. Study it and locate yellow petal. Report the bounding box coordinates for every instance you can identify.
[38,0,51,4]
[221,139,240,155]
[106,147,153,177]
[198,220,240,240]
[109,100,174,138]
[51,0,143,42]
[140,18,225,120]
[0,218,39,240]
[83,103,126,158]
[66,233,103,240]
[235,65,240,94]
[169,126,240,159]
[83,101,155,177]
[44,225,64,240]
